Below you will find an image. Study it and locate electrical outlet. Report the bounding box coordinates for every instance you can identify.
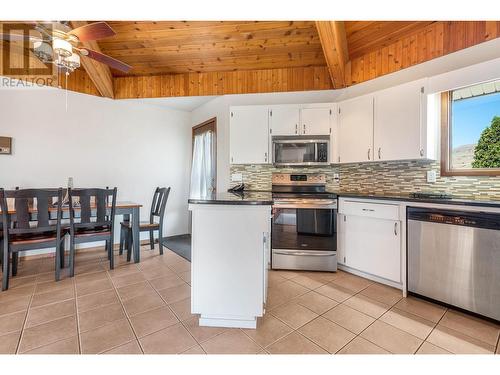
[231,173,243,182]
[427,170,437,183]
[333,173,340,183]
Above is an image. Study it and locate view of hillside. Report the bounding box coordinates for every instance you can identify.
[452,144,477,169]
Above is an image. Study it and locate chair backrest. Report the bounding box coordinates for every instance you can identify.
[150,187,170,224]
[68,187,117,232]
[0,188,64,238]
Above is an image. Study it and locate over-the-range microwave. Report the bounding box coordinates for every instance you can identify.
[272,135,330,166]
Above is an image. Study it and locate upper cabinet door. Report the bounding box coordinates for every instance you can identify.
[301,107,331,135]
[374,79,426,161]
[230,106,269,164]
[270,107,300,136]
[338,95,374,163]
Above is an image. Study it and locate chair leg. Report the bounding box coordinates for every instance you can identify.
[2,244,9,291]
[158,227,164,255]
[119,227,125,255]
[60,239,65,269]
[55,240,61,282]
[12,253,18,276]
[149,230,154,250]
[126,230,132,262]
[69,237,75,277]
[109,237,114,270]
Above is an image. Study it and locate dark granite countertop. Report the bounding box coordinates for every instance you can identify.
[336,192,500,208]
[188,191,273,206]
[189,190,500,209]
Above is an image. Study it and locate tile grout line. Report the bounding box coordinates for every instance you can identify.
[413,307,450,354]
[103,251,144,354]
[139,250,202,354]
[14,287,35,354]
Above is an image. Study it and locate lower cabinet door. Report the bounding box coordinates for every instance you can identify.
[344,215,401,282]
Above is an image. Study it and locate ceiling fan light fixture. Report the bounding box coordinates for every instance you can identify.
[53,38,72,57]
[33,41,53,63]
[65,53,80,70]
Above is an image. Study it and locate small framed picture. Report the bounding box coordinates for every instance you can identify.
[0,136,12,155]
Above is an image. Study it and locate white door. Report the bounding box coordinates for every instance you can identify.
[338,95,374,163]
[374,79,426,161]
[270,107,300,136]
[230,106,269,164]
[344,215,401,282]
[301,107,332,135]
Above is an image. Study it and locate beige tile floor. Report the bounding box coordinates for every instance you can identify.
[0,245,499,354]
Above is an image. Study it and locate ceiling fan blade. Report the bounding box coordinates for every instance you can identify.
[79,48,132,73]
[69,22,115,42]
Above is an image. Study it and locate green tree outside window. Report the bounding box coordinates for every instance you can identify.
[472,116,500,168]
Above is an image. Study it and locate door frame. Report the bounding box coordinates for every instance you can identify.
[192,117,217,192]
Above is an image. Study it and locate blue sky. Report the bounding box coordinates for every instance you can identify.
[452,92,500,148]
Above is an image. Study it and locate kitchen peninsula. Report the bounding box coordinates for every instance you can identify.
[188,192,272,329]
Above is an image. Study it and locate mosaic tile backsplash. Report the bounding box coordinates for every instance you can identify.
[230,160,500,200]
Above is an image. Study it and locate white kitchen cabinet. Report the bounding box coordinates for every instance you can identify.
[190,203,271,328]
[230,106,269,164]
[343,215,401,282]
[374,79,427,161]
[338,95,374,163]
[300,107,332,135]
[339,199,402,284]
[269,107,300,136]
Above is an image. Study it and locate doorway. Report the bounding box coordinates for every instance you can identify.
[190,117,217,198]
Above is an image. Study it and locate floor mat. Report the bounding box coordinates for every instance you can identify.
[162,234,191,261]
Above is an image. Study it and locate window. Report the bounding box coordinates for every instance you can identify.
[441,80,500,176]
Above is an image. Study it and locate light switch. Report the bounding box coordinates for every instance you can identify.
[426,170,437,183]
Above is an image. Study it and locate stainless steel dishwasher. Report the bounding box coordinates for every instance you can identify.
[407,207,500,321]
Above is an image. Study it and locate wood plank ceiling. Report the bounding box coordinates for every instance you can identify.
[2,21,500,98]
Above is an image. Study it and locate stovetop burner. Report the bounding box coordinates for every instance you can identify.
[410,192,453,199]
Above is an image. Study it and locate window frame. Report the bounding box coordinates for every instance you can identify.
[440,91,500,176]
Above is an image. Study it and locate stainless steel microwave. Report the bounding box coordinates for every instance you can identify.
[272,136,330,166]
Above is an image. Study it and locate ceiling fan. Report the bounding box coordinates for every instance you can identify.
[0,21,132,74]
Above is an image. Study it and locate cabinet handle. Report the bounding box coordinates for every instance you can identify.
[394,222,398,236]
[295,124,298,134]
[378,147,381,159]
[420,149,424,157]
[367,148,371,160]
[264,152,268,162]
[303,124,306,134]
[362,208,375,212]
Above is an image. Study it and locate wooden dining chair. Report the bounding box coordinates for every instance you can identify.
[68,187,117,276]
[0,188,65,290]
[119,187,170,261]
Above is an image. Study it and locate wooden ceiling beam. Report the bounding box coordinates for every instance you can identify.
[70,21,114,98]
[315,21,349,88]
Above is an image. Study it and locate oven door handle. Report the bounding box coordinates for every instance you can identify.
[273,250,336,257]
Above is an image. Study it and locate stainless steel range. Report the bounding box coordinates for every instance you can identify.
[271,173,337,272]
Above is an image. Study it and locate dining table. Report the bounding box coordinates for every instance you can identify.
[1,201,143,263]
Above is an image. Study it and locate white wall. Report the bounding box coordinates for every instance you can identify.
[0,85,193,248]
[191,38,500,193]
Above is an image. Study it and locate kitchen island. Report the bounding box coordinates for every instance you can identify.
[188,192,272,329]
